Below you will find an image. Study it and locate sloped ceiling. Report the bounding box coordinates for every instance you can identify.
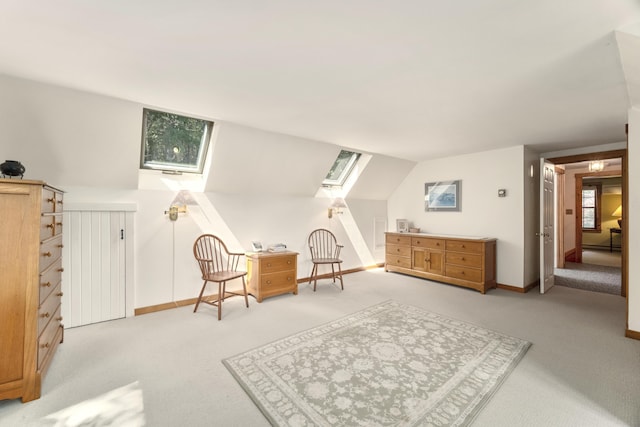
[0,1,639,161]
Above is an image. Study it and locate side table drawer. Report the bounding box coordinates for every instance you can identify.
[260,270,296,291]
[260,255,296,274]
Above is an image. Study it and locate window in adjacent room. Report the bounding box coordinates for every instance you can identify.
[322,150,361,187]
[582,184,602,232]
[140,108,213,174]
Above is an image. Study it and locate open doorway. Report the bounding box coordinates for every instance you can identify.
[547,150,626,297]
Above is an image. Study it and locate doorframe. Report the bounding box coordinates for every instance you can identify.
[547,149,627,300]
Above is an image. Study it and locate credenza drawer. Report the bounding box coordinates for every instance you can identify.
[446,240,483,254]
[386,234,411,246]
[445,252,482,268]
[386,256,411,269]
[386,244,411,257]
[446,265,482,282]
[412,237,445,250]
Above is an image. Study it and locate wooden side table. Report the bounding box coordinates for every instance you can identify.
[246,251,298,302]
[609,228,621,252]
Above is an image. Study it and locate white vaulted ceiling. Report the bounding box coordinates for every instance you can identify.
[0,1,639,161]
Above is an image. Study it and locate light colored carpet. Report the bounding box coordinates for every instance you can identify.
[223,300,530,426]
[0,269,638,426]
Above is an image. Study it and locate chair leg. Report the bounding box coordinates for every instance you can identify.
[242,277,249,308]
[337,263,344,290]
[313,264,319,291]
[218,282,223,321]
[331,264,336,283]
[309,264,317,291]
[194,280,208,313]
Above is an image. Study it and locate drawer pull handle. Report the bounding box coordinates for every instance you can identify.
[58,268,64,272]
[462,245,466,249]
[266,280,272,285]
[47,197,55,204]
[287,260,291,265]
[56,222,63,226]
[267,263,272,267]
[56,292,64,297]
[46,224,54,229]
[57,244,64,248]
[40,343,50,349]
[461,257,466,261]
[43,251,52,257]
[41,312,50,318]
[56,316,63,321]
[57,200,63,205]
[42,282,52,287]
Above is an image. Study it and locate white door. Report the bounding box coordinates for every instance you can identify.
[62,211,127,327]
[540,159,555,293]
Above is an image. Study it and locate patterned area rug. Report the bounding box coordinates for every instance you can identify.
[223,301,530,426]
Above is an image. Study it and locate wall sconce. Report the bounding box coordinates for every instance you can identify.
[611,204,622,228]
[588,160,605,172]
[327,198,347,218]
[164,204,187,221]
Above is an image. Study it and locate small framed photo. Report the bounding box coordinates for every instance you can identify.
[396,219,409,233]
[425,180,461,212]
[251,241,263,252]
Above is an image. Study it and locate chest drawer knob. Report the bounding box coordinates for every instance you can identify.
[42,251,52,257]
[56,292,63,297]
[40,343,50,349]
[42,282,51,288]
[40,312,50,318]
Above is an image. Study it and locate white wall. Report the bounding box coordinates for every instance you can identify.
[628,106,639,333]
[0,74,407,310]
[388,146,527,287]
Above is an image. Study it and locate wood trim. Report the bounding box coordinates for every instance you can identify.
[134,263,385,316]
[564,248,576,262]
[496,280,538,293]
[135,298,200,316]
[546,150,626,165]
[625,329,640,340]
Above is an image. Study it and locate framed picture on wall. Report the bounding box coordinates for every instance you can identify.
[425,180,461,212]
[396,219,409,233]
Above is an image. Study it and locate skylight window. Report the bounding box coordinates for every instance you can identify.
[323,150,361,187]
[140,108,213,174]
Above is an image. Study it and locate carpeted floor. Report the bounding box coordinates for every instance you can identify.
[554,262,621,295]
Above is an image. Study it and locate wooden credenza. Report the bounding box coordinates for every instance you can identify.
[385,232,497,294]
[0,179,64,403]
[246,251,298,302]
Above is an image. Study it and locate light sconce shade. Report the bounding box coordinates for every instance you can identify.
[588,160,605,172]
[164,204,187,221]
[327,197,347,218]
[611,204,622,227]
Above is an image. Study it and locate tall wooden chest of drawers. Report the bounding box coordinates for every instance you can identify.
[246,251,298,302]
[0,179,64,402]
